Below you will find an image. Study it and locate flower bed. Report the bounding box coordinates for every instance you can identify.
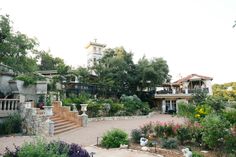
[3,138,90,157]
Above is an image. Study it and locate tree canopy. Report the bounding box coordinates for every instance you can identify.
[213,82,236,101]
[92,47,170,97]
[136,56,170,91]
[0,14,38,73]
[0,13,171,98]
[92,47,136,97]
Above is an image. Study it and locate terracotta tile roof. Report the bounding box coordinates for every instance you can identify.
[174,74,213,84]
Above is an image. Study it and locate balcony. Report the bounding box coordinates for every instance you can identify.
[154,88,209,99]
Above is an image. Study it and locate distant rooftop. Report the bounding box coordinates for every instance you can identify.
[85,39,106,49]
[174,74,213,84]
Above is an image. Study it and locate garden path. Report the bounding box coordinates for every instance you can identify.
[0,113,185,156]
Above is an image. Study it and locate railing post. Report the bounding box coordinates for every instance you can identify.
[9,100,12,110]
[12,100,16,110]
[4,100,7,110]
[0,100,2,110]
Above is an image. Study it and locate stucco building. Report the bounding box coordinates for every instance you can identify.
[154,74,213,113]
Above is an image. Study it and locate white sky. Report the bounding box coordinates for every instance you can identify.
[1,0,236,84]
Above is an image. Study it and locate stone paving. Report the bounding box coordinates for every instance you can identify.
[0,113,185,156]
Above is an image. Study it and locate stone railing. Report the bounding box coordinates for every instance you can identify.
[52,101,82,126]
[0,99,20,117]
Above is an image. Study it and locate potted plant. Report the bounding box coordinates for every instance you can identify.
[44,95,53,117]
[37,95,45,109]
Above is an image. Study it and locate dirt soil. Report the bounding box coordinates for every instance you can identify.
[129,143,218,157]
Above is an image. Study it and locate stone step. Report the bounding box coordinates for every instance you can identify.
[54,121,73,127]
[54,125,79,135]
[52,119,68,123]
[55,122,76,130]
[50,116,62,121]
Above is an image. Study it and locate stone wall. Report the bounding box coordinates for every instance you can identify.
[8,80,47,102]
[0,74,14,97]
[20,102,53,136]
[88,112,157,122]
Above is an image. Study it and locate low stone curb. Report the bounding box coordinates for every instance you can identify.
[88,112,158,122]
[89,145,164,157]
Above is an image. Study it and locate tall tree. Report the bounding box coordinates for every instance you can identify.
[37,51,70,75]
[73,66,90,83]
[38,51,64,70]
[0,14,38,72]
[93,47,136,97]
[136,56,170,91]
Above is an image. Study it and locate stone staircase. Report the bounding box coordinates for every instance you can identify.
[35,102,82,135]
[50,114,80,135]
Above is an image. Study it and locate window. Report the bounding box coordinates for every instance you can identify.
[165,100,170,111]
[93,47,96,52]
[172,100,176,111]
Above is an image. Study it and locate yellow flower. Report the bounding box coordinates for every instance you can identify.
[195,114,200,118]
[199,108,204,114]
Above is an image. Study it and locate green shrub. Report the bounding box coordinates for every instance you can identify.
[109,103,124,116]
[15,74,45,86]
[62,98,73,106]
[101,128,128,148]
[177,126,191,145]
[228,101,236,109]
[161,138,177,149]
[205,96,225,112]
[131,129,142,143]
[120,94,150,115]
[87,101,102,117]
[223,109,236,125]
[224,125,236,154]
[192,151,204,157]
[189,122,203,145]
[47,141,69,155]
[0,113,22,135]
[191,89,208,105]
[3,138,90,157]
[18,138,67,157]
[77,91,90,104]
[201,114,230,151]
[177,102,196,121]
[140,102,151,115]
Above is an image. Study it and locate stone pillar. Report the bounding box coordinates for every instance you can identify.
[80,104,88,127]
[72,103,77,112]
[203,80,212,95]
[81,114,88,127]
[183,82,189,94]
[162,100,166,114]
[46,119,54,136]
[176,102,179,113]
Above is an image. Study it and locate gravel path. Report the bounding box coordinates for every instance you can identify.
[0,113,185,156]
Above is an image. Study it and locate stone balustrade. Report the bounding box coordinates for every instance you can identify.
[52,101,82,126]
[0,99,20,117]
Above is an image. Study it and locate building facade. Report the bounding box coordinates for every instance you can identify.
[154,74,213,113]
[85,39,106,67]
